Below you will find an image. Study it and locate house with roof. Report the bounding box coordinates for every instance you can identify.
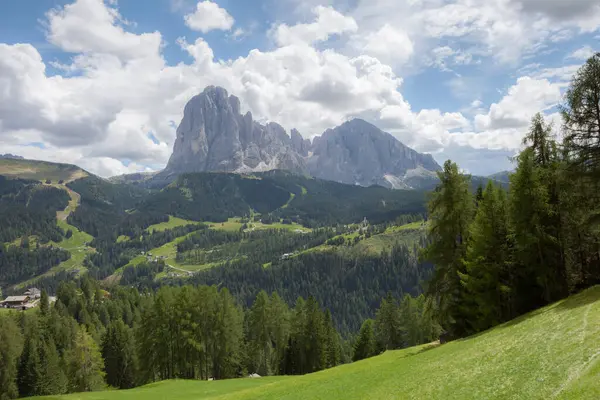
[1,295,30,309]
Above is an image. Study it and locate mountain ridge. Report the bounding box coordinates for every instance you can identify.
[156,86,441,189]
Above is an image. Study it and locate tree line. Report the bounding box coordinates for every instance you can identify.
[422,53,600,339]
[0,278,434,398]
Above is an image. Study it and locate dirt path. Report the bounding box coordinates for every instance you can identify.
[55,185,81,221]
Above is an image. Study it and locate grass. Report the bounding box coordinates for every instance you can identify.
[207,218,311,233]
[145,216,199,233]
[0,158,87,183]
[33,286,600,400]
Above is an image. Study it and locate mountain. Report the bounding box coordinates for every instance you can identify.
[156,86,306,184]
[308,119,440,188]
[487,170,512,184]
[0,154,23,160]
[154,86,441,189]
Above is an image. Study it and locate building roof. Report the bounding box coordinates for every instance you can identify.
[3,296,29,303]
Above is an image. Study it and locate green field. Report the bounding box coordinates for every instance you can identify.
[32,286,600,400]
[12,185,94,289]
[0,158,88,183]
[145,216,199,233]
[207,218,311,233]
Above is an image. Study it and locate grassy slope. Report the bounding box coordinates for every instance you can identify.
[34,286,600,400]
[0,158,88,183]
[11,183,94,289]
[145,216,199,233]
[121,218,312,275]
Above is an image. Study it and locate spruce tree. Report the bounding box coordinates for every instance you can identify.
[0,316,23,400]
[66,328,105,393]
[353,319,376,362]
[461,181,514,333]
[102,320,138,389]
[422,160,474,339]
[374,293,402,350]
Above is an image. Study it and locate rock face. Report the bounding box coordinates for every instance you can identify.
[308,119,440,188]
[159,86,305,181]
[158,86,441,189]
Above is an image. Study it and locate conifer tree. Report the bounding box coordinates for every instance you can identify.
[353,319,377,362]
[461,181,514,333]
[422,160,474,338]
[374,293,402,350]
[66,328,105,393]
[0,316,23,400]
[102,320,138,389]
[323,310,341,368]
[246,291,272,375]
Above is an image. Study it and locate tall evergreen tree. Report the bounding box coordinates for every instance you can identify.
[66,328,105,393]
[323,310,341,368]
[102,320,138,389]
[461,181,514,333]
[0,316,23,400]
[246,291,272,376]
[422,160,474,338]
[374,293,402,350]
[353,319,377,362]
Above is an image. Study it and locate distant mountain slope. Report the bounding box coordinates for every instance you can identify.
[0,158,88,183]
[140,171,427,227]
[309,119,440,188]
[154,86,441,189]
[108,171,158,185]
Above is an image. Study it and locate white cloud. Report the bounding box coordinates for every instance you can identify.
[568,45,597,61]
[273,6,357,46]
[355,24,414,66]
[46,0,162,62]
[0,0,592,177]
[474,77,562,132]
[184,1,234,33]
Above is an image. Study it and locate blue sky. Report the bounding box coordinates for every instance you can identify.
[0,0,598,177]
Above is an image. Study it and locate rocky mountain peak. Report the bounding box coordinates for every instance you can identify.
[158,87,441,189]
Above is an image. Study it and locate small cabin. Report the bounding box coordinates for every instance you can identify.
[1,296,30,309]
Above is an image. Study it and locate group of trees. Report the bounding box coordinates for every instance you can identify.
[0,245,70,286]
[423,53,600,339]
[0,275,442,399]
[353,293,440,361]
[0,177,69,244]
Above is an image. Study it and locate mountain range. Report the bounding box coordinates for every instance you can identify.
[154,86,441,189]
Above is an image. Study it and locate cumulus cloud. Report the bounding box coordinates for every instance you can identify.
[0,0,593,177]
[355,24,414,66]
[46,0,162,62]
[474,77,562,132]
[273,6,357,46]
[184,1,234,33]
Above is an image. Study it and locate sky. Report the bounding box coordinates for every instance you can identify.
[0,0,598,177]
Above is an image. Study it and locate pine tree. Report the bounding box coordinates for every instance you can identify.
[102,320,138,389]
[353,319,377,362]
[374,293,402,350]
[323,310,341,368]
[66,328,105,393]
[40,289,49,316]
[17,333,41,398]
[0,316,23,400]
[422,160,474,339]
[461,181,514,333]
[267,292,290,375]
[246,291,273,376]
[563,52,600,176]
